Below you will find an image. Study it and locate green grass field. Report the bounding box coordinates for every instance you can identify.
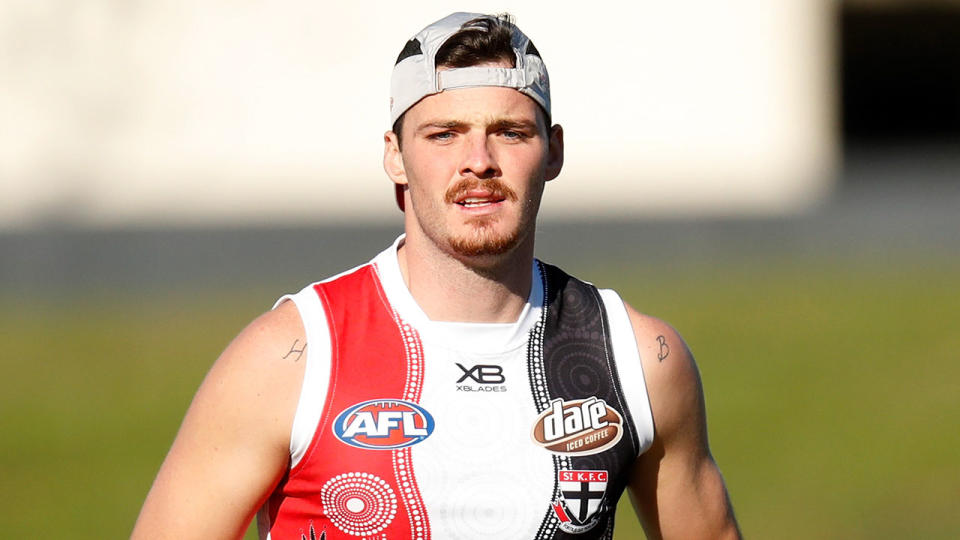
[2,256,958,538]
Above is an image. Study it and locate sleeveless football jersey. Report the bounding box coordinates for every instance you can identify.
[258,237,654,540]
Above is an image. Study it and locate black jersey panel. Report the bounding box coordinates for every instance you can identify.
[527,263,641,539]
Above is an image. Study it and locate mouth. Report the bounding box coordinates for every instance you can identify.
[445,179,518,211]
[456,195,506,208]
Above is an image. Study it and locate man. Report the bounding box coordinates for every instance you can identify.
[133,12,740,540]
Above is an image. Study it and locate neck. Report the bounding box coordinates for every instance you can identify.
[396,232,536,323]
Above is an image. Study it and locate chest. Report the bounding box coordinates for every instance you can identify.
[268,264,642,540]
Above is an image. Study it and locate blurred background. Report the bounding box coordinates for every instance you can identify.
[1,0,958,538]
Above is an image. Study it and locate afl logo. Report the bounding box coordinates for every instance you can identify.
[531,397,623,456]
[333,399,435,450]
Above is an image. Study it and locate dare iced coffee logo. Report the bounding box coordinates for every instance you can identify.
[531,397,623,455]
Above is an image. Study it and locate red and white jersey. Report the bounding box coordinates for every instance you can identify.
[258,238,654,540]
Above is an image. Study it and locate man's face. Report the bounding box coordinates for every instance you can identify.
[385,83,562,260]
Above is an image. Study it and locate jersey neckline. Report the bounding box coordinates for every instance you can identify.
[372,235,544,354]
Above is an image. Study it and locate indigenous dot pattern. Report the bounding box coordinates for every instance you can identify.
[527,263,565,540]
[389,307,430,540]
[320,472,397,536]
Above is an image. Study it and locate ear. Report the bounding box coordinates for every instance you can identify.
[545,124,564,182]
[383,130,407,186]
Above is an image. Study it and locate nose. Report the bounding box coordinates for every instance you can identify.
[459,133,499,179]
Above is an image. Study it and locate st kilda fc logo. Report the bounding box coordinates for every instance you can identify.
[531,397,623,455]
[333,399,434,450]
[552,470,608,533]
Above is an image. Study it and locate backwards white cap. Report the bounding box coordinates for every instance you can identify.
[389,12,551,126]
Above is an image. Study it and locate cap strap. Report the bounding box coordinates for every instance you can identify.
[436,67,527,92]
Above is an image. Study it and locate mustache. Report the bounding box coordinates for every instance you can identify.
[444,178,519,204]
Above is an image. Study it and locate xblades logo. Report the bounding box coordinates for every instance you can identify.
[456,363,507,392]
[456,363,505,384]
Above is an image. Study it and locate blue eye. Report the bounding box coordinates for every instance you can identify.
[501,130,529,141]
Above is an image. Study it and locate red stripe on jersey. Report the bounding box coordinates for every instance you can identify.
[264,264,431,539]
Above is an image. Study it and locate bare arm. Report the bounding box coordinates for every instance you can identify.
[132,300,306,539]
[625,304,741,539]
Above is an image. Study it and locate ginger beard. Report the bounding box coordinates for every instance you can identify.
[402,167,547,261]
[443,176,527,257]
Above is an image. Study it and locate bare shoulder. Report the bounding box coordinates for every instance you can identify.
[132,300,309,538]
[171,299,309,460]
[200,299,307,445]
[219,299,306,374]
[621,303,705,439]
[621,304,689,364]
